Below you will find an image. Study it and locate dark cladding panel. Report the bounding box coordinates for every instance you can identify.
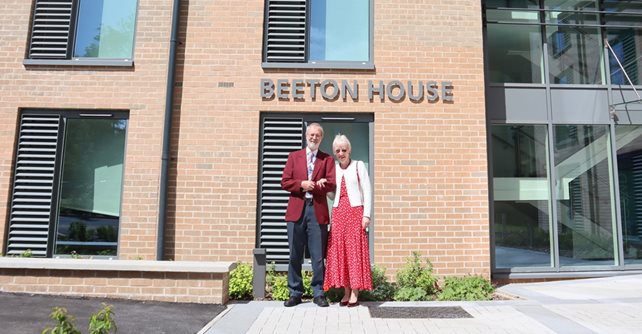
[551,88,610,124]
[486,87,547,123]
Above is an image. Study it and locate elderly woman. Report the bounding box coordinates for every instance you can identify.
[323,134,372,307]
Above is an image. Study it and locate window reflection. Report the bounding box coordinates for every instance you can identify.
[309,0,369,61]
[487,23,543,83]
[73,0,137,58]
[492,125,552,268]
[616,126,642,264]
[547,26,603,84]
[554,125,615,266]
[55,119,127,256]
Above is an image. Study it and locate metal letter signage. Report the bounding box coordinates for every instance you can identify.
[260,79,454,103]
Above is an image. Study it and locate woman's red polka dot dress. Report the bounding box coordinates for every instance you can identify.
[324,176,372,291]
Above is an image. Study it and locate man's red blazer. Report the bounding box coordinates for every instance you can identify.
[281,149,336,224]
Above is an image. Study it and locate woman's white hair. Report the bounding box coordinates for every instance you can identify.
[332,134,351,152]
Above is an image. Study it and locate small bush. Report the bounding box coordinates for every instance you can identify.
[394,287,428,301]
[88,303,117,334]
[437,275,494,301]
[266,263,314,300]
[360,265,396,301]
[394,252,437,301]
[20,249,33,257]
[229,262,253,300]
[42,307,81,334]
[266,263,288,301]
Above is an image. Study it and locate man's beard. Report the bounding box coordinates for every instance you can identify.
[307,141,319,151]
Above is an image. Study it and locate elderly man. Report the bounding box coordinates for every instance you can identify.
[281,122,336,307]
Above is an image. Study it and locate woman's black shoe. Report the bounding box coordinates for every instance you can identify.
[339,301,349,307]
[347,301,359,307]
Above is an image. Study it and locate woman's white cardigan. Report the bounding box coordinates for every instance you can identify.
[332,160,372,218]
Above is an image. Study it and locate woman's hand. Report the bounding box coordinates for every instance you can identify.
[362,217,370,230]
[316,178,328,188]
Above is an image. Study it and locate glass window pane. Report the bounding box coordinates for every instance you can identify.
[486,9,540,23]
[492,125,552,268]
[55,119,127,256]
[547,26,603,84]
[485,0,539,8]
[310,0,369,61]
[487,23,543,83]
[607,29,642,85]
[554,125,615,266]
[544,0,597,10]
[615,125,642,265]
[73,0,137,58]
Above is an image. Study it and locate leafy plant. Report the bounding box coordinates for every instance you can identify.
[360,265,396,301]
[229,262,253,300]
[42,307,81,334]
[88,303,117,334]
[20,249,33,257]
[393,252,437,301]
[265,262,314,300]
[437,275,494,301]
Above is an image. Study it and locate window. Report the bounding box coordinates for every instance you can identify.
[6,110,128,257]
[25,0,138,66]
[492,125,552,268]
[262,0,372,69]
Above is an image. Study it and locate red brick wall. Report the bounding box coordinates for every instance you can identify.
[0,269,228,304]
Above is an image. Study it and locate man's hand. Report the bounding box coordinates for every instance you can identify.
[301,180,315,192]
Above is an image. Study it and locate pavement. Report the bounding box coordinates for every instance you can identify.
[205,274,642,334]
[2,274,642,333]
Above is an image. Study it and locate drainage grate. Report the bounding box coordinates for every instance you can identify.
[368,306,473,319]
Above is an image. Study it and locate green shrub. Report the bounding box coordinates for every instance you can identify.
[229,262,253,300]
[360,265,396,301]
[20,249,33,257]
[437,275,494,301]
[393,252,437,301]
[266,263,314,300]
[266,263,288,301]
[394,287,428,301]
[42,307,81,334]
[88,304,117,334]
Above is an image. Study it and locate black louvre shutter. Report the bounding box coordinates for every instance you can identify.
[6,113,61,256]
[28,0,74,59]
[264,0,307,63]
[257,117,304,263]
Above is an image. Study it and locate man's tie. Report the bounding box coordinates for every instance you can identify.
[307,152,315,180]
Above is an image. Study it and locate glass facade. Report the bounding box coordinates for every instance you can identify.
[486,1,642,274]
[484,0,642,85]
[73,0,137,59]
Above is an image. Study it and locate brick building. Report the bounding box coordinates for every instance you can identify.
[0,0,640,303]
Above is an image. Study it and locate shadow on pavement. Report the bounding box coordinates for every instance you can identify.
[0,292,226,334]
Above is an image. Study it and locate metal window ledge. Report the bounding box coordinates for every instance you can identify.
[23,59,134,67]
